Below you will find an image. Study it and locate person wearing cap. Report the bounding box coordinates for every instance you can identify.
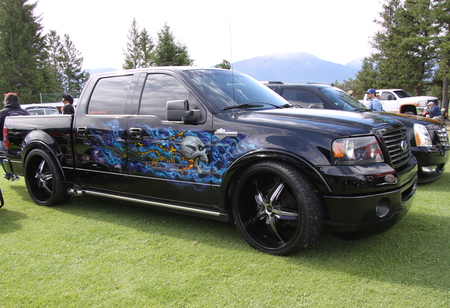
[365,88,383,111]
[0,93,30,181]
[62,94,75,114]
[347,90,356,98]
[427,101,442,120]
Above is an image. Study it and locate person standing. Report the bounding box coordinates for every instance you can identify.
[366,88,384,111]
[62,94,75,114]
[0,93,30,181]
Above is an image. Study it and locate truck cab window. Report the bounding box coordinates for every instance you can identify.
[88,75,133,115]
[139,74,189,120]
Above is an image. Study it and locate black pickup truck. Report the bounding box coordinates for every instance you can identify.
[3,68,418,255]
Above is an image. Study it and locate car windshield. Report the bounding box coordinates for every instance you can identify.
[319,87,370,111]
[394,90,413,98]
[183,69,291,110]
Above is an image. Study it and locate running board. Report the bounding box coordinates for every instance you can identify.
[67,188,228,220]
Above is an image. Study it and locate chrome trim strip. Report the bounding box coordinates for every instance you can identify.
[81,189,223,217]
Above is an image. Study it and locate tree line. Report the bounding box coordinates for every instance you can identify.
[335,0,450,112]
[0,0,89,104]
[2,0,448,110]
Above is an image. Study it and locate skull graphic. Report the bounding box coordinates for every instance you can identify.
[180,136,208,174]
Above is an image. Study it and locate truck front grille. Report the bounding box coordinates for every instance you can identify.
[382,128,411,168]
[435,126,449,149]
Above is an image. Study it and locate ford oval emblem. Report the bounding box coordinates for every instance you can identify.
[400,140,408,151]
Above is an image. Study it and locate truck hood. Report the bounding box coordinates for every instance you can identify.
[241,108,404,138]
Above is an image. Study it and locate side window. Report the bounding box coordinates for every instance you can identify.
[88,75,133,115]
[381,92,392,100]
[281,89,323,108]
[139,74,189,120]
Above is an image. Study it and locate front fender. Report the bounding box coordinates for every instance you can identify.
[217,149,331,211]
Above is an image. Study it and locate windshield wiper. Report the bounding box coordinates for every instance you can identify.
[223,103,264,111]
[223,102,292,111]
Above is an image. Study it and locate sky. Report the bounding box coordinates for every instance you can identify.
[34,0,384,70]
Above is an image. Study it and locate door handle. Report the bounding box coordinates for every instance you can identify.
[77,127,87,137]
[129,127,143,139]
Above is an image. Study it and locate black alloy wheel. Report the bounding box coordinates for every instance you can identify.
[232,161,324,255]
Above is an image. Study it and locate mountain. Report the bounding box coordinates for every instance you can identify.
[85,53,363,85]
[232,52,360,84]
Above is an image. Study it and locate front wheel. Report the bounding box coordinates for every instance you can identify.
[24,149,70,206]
[232,161,324,255]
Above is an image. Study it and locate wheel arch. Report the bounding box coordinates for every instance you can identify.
[22,131,67,183]
[217,149,331,212]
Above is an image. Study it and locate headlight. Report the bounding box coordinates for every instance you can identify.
[414,123,432,147]
[332,136,384,165]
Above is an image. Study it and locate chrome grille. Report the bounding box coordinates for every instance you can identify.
[435,126,449,149]
[382,129,411,168]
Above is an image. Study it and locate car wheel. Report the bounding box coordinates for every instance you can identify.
[24,149,70,206]
[232,161,324,255]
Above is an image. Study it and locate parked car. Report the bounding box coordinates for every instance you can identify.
[23,104,60,115]
[266,82,449,183]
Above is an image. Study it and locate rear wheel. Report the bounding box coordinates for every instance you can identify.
[24,149,70,206]
[232,161,324,255]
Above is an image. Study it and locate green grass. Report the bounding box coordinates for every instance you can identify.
[1,168,449,307]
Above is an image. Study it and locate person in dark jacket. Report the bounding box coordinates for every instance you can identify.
[62,94,75,114]
[0,93,29,181]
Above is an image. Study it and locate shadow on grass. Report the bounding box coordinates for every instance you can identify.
[0,208,27,234]
[5,178,450,294]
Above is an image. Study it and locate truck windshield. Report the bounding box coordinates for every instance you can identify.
[319,87,370,111]
[183,69,291,111]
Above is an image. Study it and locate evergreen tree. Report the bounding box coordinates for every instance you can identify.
[0,0,55,103]
[153,23,194,66]
[368,0,438,95]
[432,0,450,113]
[123,19,154,69]
[59,34,89,93]
[215,59,231,69]
[46,30,65,92]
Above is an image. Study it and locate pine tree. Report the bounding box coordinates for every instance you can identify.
[368,0,438,95]
[60,34,89,94]
[46,30,65,92]
[123,19,154,69]
[0,0,55,103]
[153,23,194,66]
[215,59,231,69]
[432,0,450,113]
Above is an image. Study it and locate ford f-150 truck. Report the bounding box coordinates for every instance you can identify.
[2,68,418,255]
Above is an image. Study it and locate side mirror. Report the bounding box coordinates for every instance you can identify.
[166,100,200,123]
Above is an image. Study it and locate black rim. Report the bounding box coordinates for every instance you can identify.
[27,156,53,203]
[237,171,301,250]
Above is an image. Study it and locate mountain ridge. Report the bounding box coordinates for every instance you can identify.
[86,52,362,84]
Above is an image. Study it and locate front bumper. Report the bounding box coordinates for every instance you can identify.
[412,146,448,183]
[323,175,417,233]
[318,158,418,233]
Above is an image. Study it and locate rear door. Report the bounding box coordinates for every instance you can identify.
[73,73,138,193]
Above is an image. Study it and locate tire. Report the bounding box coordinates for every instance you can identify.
[232,161,324,255]
[24,148,70,206]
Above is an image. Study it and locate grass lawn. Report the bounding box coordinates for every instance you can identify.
[1,167,449,307]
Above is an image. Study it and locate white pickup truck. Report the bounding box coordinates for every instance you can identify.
[363,89,439,115]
